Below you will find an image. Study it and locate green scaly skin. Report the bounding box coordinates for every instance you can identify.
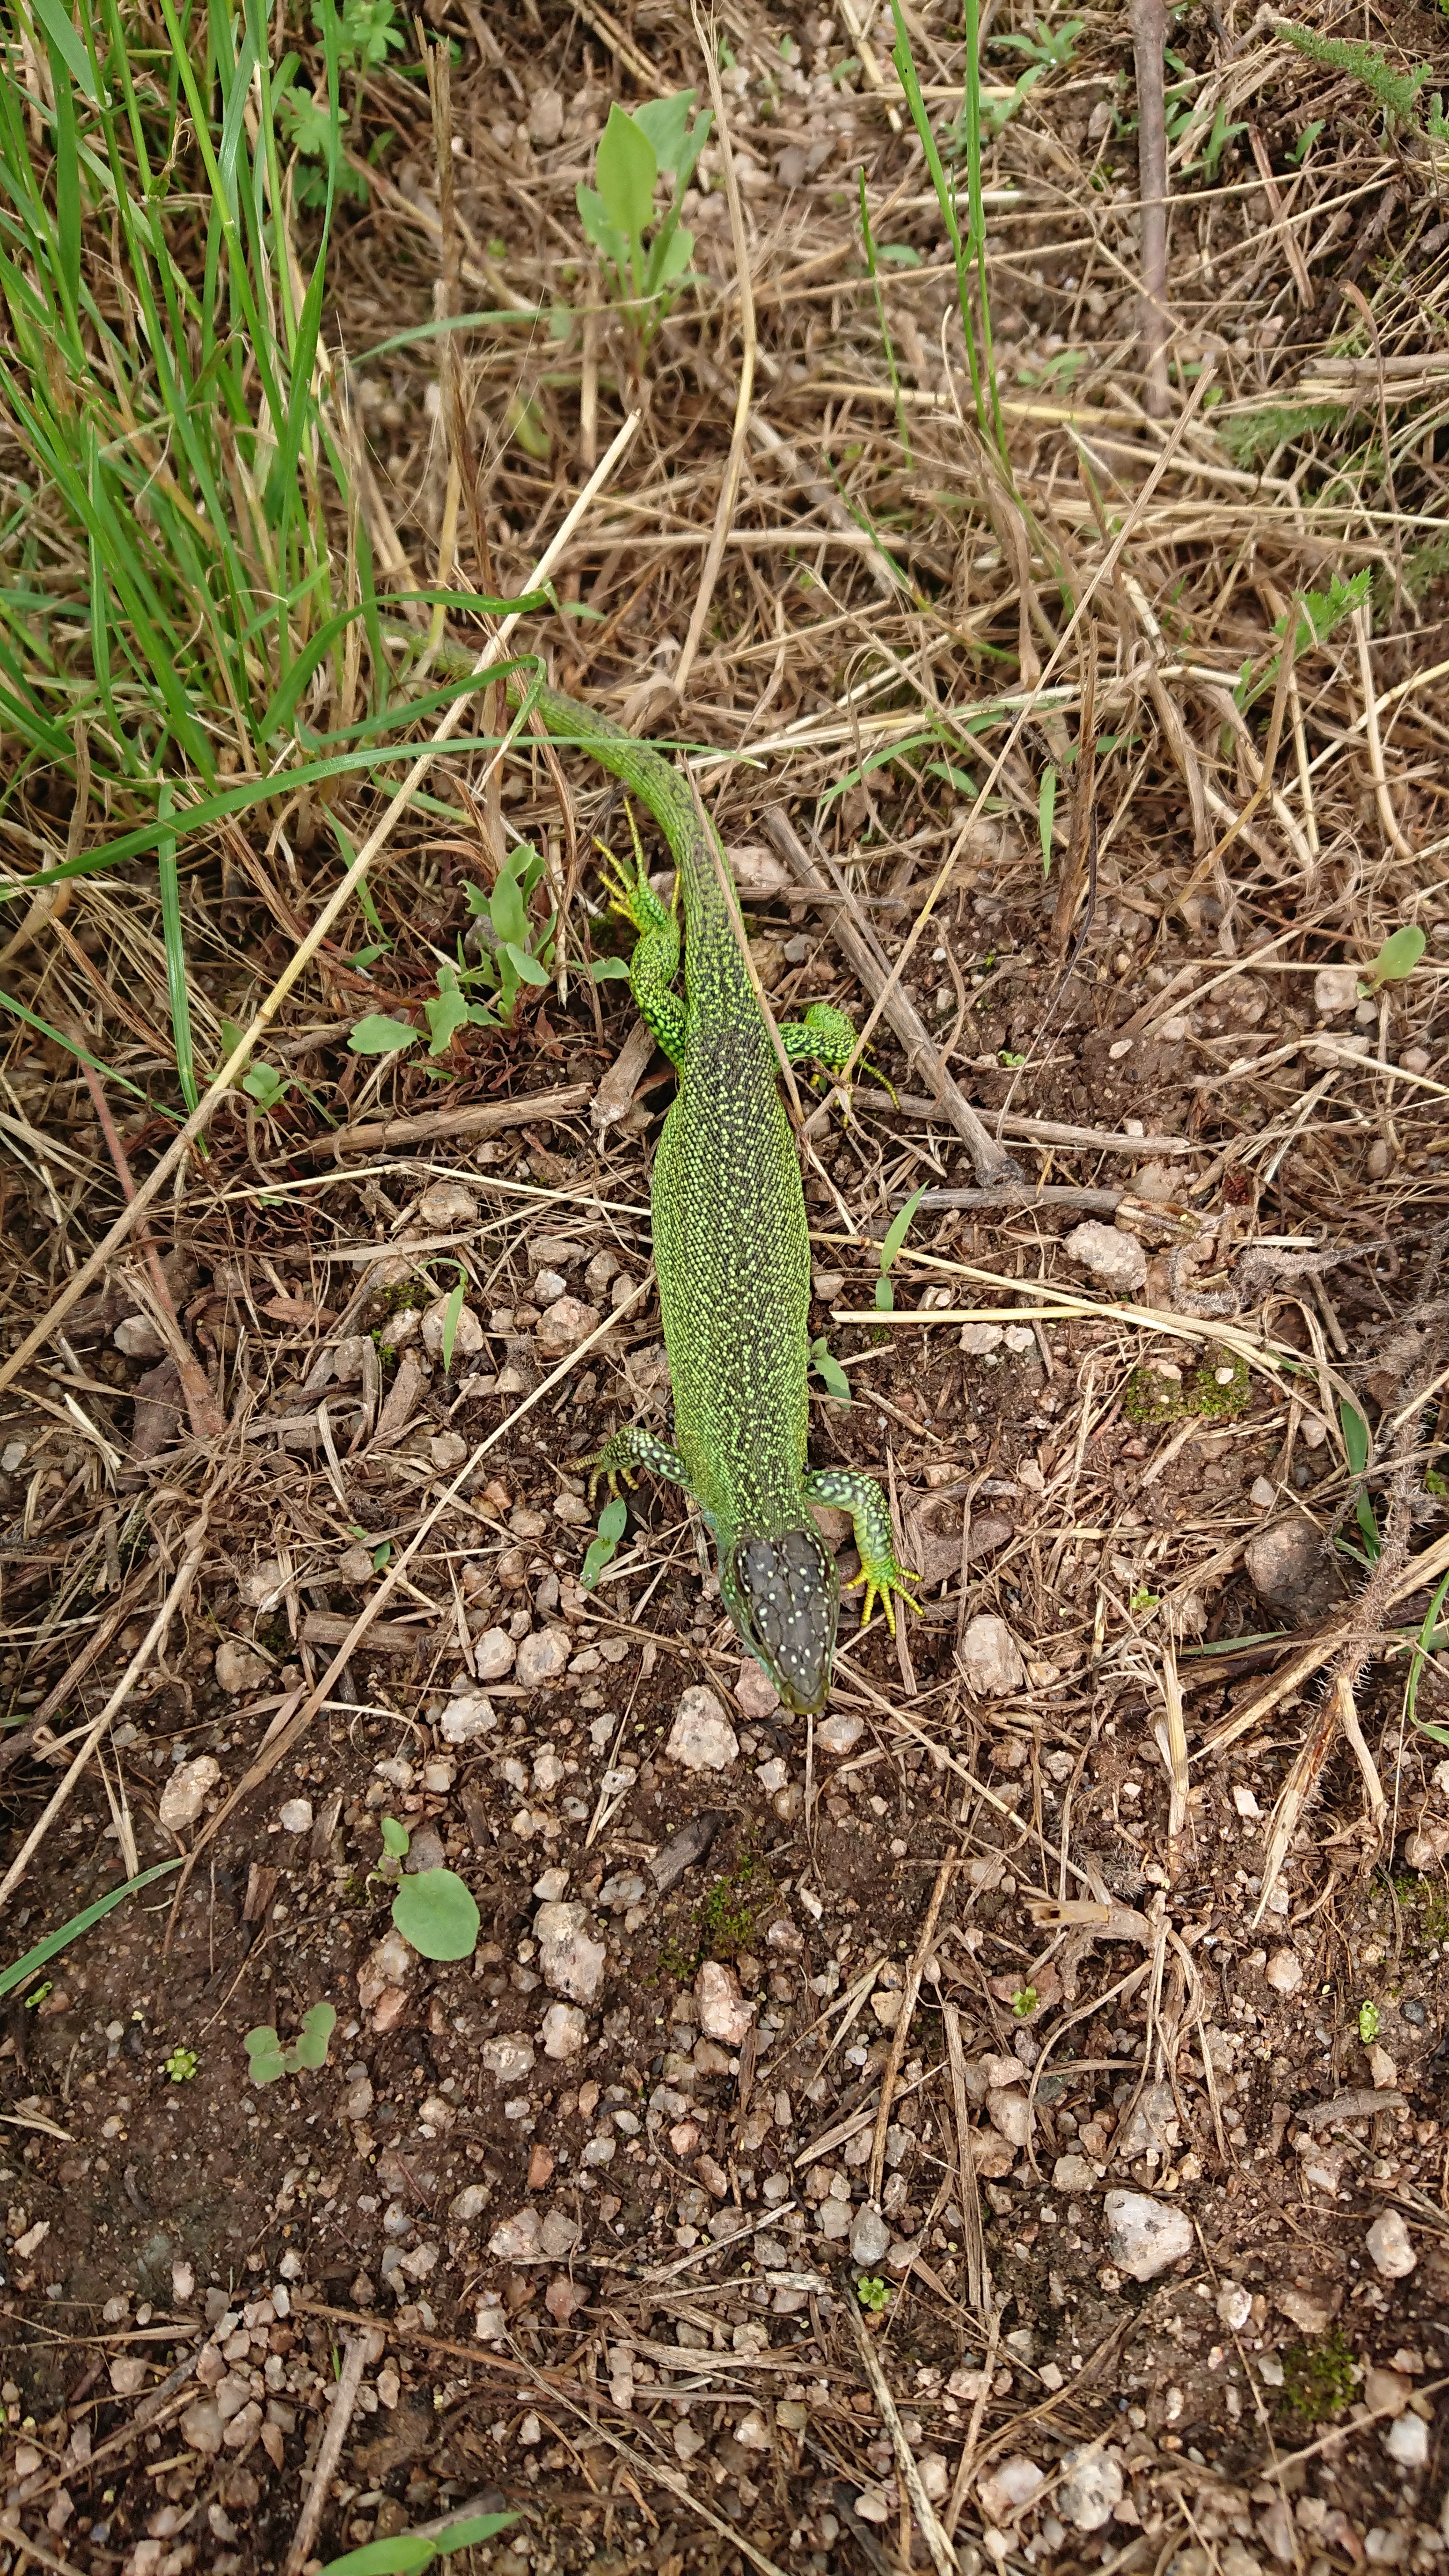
[510,675,917,1715]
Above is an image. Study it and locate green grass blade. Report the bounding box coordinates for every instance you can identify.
[157,787,199,1115]
[0,1859,183,2002]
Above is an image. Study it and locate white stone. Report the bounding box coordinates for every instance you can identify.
[978,2458,1045,2525]
[114,1313,166,1360]
[488,2207,542,2262]
[1264,1948,1303,1995]
[850,2205,891,2267]
[278,1798,313,1834]
[159,1756,220,1831]
[357,1928,416,2013]
[1063,1220,1148,1294]
[179,2399,223,2456]
[450,2183,490,2225]
[960,1320,1005,1354]
[1217,2283,1253,2334]
[695,1959,754,2046]
[816,1710,864,1754]
[988,2088,1032,2149]
[535,1901,607,2005]
[1365,2368,1412,2418]
[1314,965,1359,1017]
[600,1871,645,1912]
[418,1182,479,1227]
[666,1685,739,1771]
[958,1615,1025,1698]
[470,1627,517,1682]
[541,2002,588,2060]
[1250,1476,1277,1510]
[533,1866,570,1902]
[1233,1785,1262,1818]
[215,1638,269,1695]
[474,2297,508,2343]
[918,2452,950,2503]
[735,1660,780,1720]
[539,2210,580,2259]
[515,1627,571,1688]
[1384,2414,1428,2470]
[536,1296,600,1359]
[439,1687,499,1748]
[855,2489,891,2526]
[533,1270,568,1305]
[1366,2210,1417,2279]
[1054,2153,1094,2193]
[1103,2189,1193,2281]
[481,2035,536,2084]
[1057,2446,1124,2532]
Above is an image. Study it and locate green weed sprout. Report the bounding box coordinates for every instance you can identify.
[1405,1566,1449,1750]
[1360,926,1425,993]
[875,1184,929,1314]
[318,2507,519,2576]
[856,2275,891,2313]
[577,93,713,347]
[278,0,403,207]
[244,2002,337,2086]
[582,1495,628,1590]
[164,2045,199,2083]
[810,1337,853,1404]
[381,1817,480,1960]
[347,845,556,1063]
[1275,24,1431,130]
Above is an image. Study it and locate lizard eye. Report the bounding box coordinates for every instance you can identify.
[725,1527,838,1714]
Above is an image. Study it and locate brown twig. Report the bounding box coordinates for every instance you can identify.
[1130,0,1171,414]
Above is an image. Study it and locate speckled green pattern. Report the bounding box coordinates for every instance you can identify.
[512,676,916,1712]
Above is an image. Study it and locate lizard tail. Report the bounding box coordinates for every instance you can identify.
[504,671,735,940]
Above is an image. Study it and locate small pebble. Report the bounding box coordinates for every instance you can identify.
[1366,2210,1416,2279]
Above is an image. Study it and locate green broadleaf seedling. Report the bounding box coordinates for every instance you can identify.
[317,2507,520,2576]
[577,92,712,347]
[582,1494,628,1590]
[1360,925,1425,993]
[392,1868,481,1961]
[810,1337,853,1404]
[349,1013,419,1054]
[245,2001,337,2086]
[380,1814,410,1859]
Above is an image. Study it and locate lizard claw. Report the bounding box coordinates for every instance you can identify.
[844,1559,921,1635]
[585,1457,639,1504]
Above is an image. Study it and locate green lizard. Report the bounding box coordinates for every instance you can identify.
[512,674,916,1715]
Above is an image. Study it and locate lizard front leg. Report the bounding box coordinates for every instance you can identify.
[801,1466,919,1635]
[597,806,688,1067]
[584,1426,692,1502]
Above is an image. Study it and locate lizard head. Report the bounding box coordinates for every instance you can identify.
[721,1525,839,1715]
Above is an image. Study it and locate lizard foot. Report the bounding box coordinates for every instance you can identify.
[843,1557,922,1637]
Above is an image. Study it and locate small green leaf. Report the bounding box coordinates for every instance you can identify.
[632,89,696,175]
[1339,1397,1371,1476]
[581,1493,628,1590]
[1011,1985,1039,2018]
[244,2026,286,2085]
[1361,925,1425,990]
[392,1868,481,1961]
[380,1815,410,1858]
[1358,2000,1380,2043]
[242,1062,291,1111]
[1038,763,1058,878]
[349,1013,418,1054]
[595,101,659,242]
[292,2001,337,2070]
[436,2519,522,2559]
[315,2539,438,2576]
[439,1266,467,1374]
[856,2275,891,2313]
[424,966,471,1056]
[879,1182,929,1279]
[589,955,632,980]
[372,1541,392,1573]
[874,1275,895,1313]
[810,1336,853,1404]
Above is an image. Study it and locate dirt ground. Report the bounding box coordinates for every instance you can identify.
[4,0,1449,2570]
